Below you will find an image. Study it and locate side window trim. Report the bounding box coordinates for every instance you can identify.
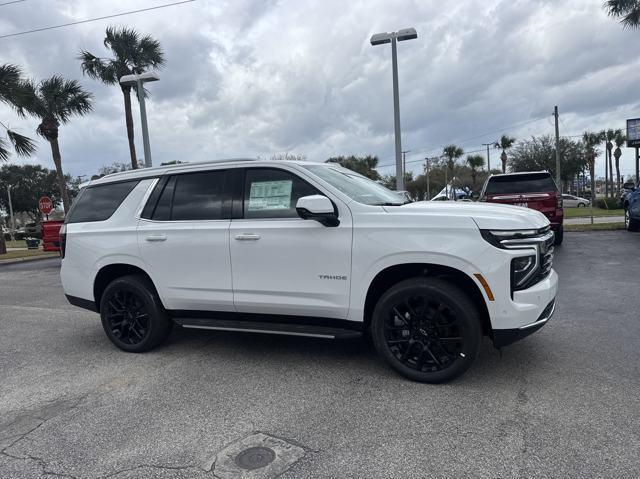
[140,176,168,219]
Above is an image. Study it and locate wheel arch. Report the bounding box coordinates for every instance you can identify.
[93,263,160,312]
[362,263,492,336]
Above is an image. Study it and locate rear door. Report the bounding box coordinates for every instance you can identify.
[137,169,233,312]
[229,167,353,319]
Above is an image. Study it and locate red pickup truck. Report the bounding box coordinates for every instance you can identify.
[479,171,563,245]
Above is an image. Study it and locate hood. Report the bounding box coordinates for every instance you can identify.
[391,201,549,230]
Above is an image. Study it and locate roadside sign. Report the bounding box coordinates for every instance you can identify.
[38,196,54,215]
[626,118,640,147]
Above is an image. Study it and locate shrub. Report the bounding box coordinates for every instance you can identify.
[595,197,621,210]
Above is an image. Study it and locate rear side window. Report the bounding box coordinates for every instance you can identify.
[66,181,139,223]
[484,174,557,195]
[149,171,226,221]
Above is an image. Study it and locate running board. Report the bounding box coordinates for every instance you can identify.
[173,317,362,339]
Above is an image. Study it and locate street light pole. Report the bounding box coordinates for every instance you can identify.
[137,78,152,168]
[424,157,430,200]
[7,186,15,242]
[370,28,417,191]
[119,72,160,168]
[401,149,410,185]
[482,143,492,172]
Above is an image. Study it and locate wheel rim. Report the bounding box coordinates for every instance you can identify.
[383,295,463,373]
[104,289,150,345]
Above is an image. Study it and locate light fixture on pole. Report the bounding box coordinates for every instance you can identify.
[370,27,418,191]
[119,72,160,168]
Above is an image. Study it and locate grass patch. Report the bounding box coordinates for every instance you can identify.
[0,249,56,261]
[564,207,624,218]
[4,240,28,249]
[565,222,626,232]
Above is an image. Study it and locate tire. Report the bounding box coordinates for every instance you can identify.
[554,225,564,245]
[626,208,639,232]
[370,277,481,383]
[577,203,585,208]
[99,274,172,352]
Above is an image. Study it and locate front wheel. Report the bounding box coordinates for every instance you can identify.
[626,208,639,232]
[100,275,172,352]
[554,225,564,245]
[370,278,481,383]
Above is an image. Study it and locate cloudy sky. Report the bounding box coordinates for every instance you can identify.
[0,0,638,180]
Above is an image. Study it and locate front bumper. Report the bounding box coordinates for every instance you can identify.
[492,298,555,348]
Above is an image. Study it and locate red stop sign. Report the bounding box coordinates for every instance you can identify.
[39,196,54,215]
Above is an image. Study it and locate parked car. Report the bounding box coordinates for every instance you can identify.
[479,171,564,245]
[562,194,590,208]
[623,182,640,232]
[61,159,557,383]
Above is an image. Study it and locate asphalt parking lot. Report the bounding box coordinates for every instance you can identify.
[1,231,639,478]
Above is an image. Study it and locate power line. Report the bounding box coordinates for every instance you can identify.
[0,0,26,6]
[0,0,196,39]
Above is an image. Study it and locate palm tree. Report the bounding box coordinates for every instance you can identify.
[604,129,622,198]
[614,131,626,194]
[442,145,464,199]
[494,135,516,173]
[582,131,606,211]
[0,64,36,161]
[79,27,165,169]
[21,76,92,212]
[466,154,485,190]
[604,1,640,28]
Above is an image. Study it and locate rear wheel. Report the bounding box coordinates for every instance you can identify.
[370,278,481,383]
[577,203,585,208]
[554,225,564,245]
[99,275,172,352]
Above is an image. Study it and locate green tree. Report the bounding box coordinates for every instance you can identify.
[79,27,165,170]
[442,144,464,189]
[604,129,621,198]
[604,0,640,28]
[0,164,71,219]
[326,155,381,180]
[21,76,93,212]
[613,130,626,194]
[0,64,36,162]
[494,135,516,173]
[465,154,485,190]
[583,131,606,202]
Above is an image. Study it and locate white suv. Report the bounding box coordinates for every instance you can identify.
[60,159,557,383]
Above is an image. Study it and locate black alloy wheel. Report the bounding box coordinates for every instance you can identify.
[100,275,172,352]
[371,278,481,383]
[103,289,150,346]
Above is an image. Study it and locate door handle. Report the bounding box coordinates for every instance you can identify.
[234,233,261,241]
[145,234,167,242]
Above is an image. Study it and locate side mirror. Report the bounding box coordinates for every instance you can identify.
[296,195,339,227]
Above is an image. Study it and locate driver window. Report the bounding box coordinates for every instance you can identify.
[244,168,321,219]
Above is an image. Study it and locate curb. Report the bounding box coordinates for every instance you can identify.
[0,253,59,266]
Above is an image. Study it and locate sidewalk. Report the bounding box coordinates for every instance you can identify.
[564,215,624,225]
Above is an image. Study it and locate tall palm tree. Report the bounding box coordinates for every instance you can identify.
[583,131,606,209]
[604,0,640,28]
[21,76,92,212]
[0,64,36,161]
[604,129,622,198]
[442,145,464,199]
[614,130,626,194]
[79,27,165,169]
[494,135,516,173]
[466,154,485,190]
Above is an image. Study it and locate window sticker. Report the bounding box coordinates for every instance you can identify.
[248,180,293,210]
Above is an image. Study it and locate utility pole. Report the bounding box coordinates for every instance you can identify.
[424,157,430,200]
[7,186,15,242]
[554,106,561,192]
[401,150,410,187]
[482,143,492,172]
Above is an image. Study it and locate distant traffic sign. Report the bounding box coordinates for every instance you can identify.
[627,118,640,147]
[38,196,54,215]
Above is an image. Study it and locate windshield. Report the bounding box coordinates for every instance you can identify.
[484,174,557,195]
[304,164,405,205]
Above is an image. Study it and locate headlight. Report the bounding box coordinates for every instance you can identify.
[480,228,546,249]
[511,254,538,290]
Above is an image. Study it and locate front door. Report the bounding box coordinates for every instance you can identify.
[138,169,233,311]
[229,167,352,319]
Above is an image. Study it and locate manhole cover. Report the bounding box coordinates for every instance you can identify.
[235,446,276,470]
